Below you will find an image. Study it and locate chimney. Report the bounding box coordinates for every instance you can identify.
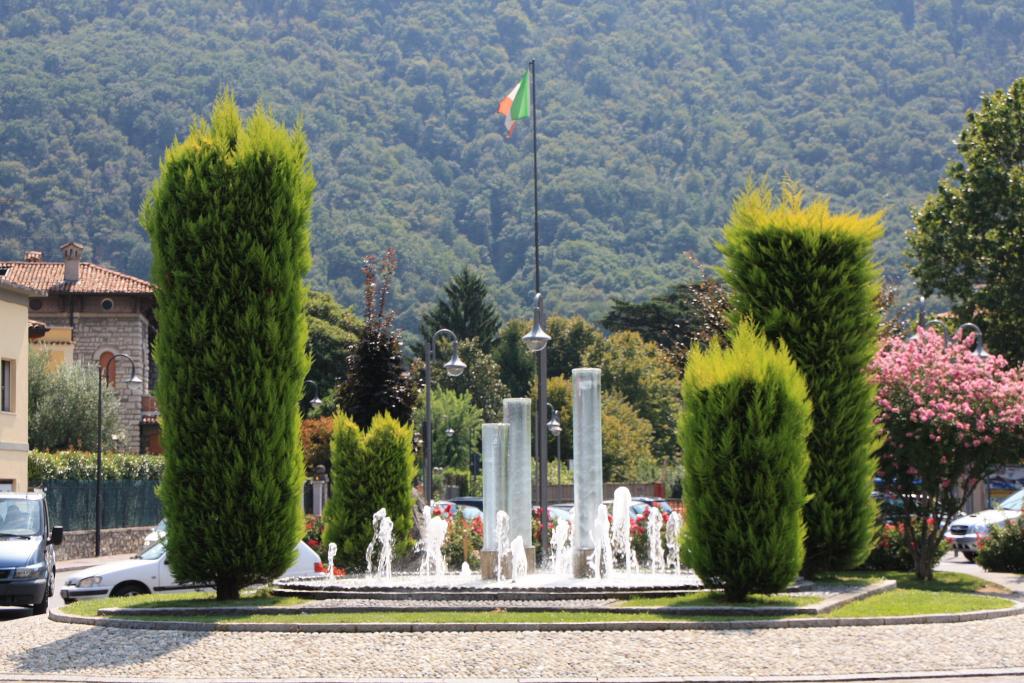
[24,250,43,262]
[60,241,84,283]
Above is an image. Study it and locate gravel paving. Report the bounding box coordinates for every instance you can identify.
[2,612,1024,680]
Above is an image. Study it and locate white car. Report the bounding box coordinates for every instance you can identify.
[945,488,1024,562]
[61,539,321,602]
[141,518,166,549]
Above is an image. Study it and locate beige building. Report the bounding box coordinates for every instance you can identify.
[1,243,158,454]
[0,278,47,492]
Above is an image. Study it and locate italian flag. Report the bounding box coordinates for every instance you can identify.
[497,71,530,137]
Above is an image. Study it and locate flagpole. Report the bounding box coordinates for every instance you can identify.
[529,58,550,563]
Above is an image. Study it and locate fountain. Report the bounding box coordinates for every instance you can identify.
[588,503,614,579]
[494,510,511,581]
[509,535,528,581]
[273,366,702,601]
[549,515,573,575]
[666,510,682,573]
[647,504,665,572]
[572,368,603,577]
[326,542,337,580]
[610,486,636,573]
[419,505,448,576]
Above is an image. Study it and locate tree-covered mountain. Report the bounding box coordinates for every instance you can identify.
[3,0,1023,328]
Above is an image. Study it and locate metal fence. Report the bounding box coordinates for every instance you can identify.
[40,480,163,531]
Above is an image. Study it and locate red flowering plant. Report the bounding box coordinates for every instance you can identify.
[442,514,484,570]
[303,514,326,561]
[870,326,1024,579]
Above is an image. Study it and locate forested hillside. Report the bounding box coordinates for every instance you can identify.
[3,0,1024,327]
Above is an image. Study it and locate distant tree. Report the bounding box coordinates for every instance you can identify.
[419,337,508,422]
[411,388,483,470]
[546,315,606,378]
[305,290,360,414]
[491,318,534,398]
[602,276,731,368]
[418,266,501,353]
[143,92,311,600]
[299,416,334,474]
[582,330,682,463]
[910,77,1024,363]
[721,183,882,576]
[680,322,811,602]
[338,250,417,429]
[323,411,416,570]
[28,349,120,452]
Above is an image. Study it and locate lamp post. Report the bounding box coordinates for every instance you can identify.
[522,282,552,561]
[546,402,562,490]
[910,319,989,357]
[96,353,142,557]
[303,379,324,410]
[423,329,466,503]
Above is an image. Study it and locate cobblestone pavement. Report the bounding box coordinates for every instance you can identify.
[2,611,1024,681]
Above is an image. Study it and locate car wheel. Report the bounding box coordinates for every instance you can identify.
[31,591,49,616]
[963,551,978,563]
[110,582,150,598]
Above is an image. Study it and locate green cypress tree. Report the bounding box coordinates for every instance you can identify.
[142,91,313,600]
[418,266,501,354]
[719,184,881,575]
[323,411,415,569]
[680,322,811,601]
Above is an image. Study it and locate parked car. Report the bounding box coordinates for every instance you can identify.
[142,518,167,549]
[0,491,63,615]
[61,539,321,602]
[448,496,482,510]
[945,488,1024,563]
[632,496,674,516]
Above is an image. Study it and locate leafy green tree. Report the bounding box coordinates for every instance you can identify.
[537,379,656,482]
[910,77,1024,362]
[602,276,731,368]
[305,290,360,414]
[720,184,882,576]
[680,322,811,602]
[420,337,508,422]
[323,411,415,570]
[582,330,682,462]
[545,315,606,378]
[338,250,416,429]
[143,92,312,600]
[418,266,501,353]
[492,318,533,398]
[411,388,483,470]
[28,349,120,452]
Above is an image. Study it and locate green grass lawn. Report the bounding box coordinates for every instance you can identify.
[63,570,1017,625]
[622,592,821,608]
[61,591,307,618]
[827,571,1015,617]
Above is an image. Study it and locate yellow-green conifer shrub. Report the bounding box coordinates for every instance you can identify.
[143,91,313,600]
[323,412,415,569]
[680,322,812,601]
[720,184,882,575]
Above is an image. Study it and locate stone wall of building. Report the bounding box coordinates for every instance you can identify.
[55,526,153,561]
[31,310,150,454]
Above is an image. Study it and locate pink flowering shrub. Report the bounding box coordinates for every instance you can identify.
[869,326,1024,578]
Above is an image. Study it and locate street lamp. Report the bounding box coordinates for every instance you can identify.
[522,282,551,561]
[423,328,466,503]
[546,402,562,489]
[303,379,323,409]
[910,319,989,357]
[96,353,142,556]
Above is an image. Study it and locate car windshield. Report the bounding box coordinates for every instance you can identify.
[997,489,1024,512]
[0,499,42,536]
[138,540,167,560]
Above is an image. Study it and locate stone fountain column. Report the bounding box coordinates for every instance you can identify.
[480,422,509,580]
[572,368,602,577]
[503,398,536,572]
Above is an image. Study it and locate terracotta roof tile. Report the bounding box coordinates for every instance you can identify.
[0,261,153,295]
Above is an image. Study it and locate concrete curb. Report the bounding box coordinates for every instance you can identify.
[4,668,1024,682]
[49,599,1024,633]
